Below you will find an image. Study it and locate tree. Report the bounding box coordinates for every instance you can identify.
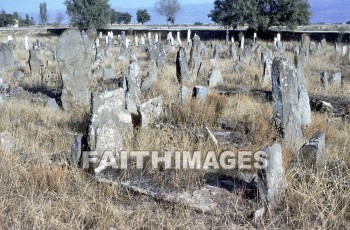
[119,12,132,25]
[136,9,151,25]
[24,14,31,26]
[39,2,48,25]
[154,0,181,26]
[110,9,120,25]
[208,0,311,32]
[55,12,64,25]
[64,0,111,30]
[0,10,15,27]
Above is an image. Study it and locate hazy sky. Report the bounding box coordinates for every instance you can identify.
[0,0,213,12]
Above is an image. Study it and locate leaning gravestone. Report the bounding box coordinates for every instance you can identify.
[272,57,303,150]
[208,65,223,88]
[57,29,93,112]
[176,47,193,104]
[257,143,285,207]
[88,88,133,172]
[188,34,202,77]
[0,43,15,75]
[262,57,272,86]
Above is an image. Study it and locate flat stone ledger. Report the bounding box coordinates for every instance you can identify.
[272,57,303,150]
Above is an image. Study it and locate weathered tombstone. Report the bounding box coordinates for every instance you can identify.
[321,38,327,48]
[103,68,116,81]
[141,60,158,92]
[0,131,16,153]
[134,35,138,47]
[108,35,113,49]
[24,36,29,50]
[125,56,141,115]
[208,66,223,88]
[276,41,284,52]
[272,57,303,150]
[240,36,245,50]
[257,143,285,207]
[0,43,15,74]
[139,97,163,127]
[148,32,152,45]
[88,88,133,169]
[332,72,341,87]
[188,34,202,77]
[300,34,310,65]
[262,57,272,86]
[187,30,191,43]
[300,132,325,169]
[213,44,220,60]
[254,33,257,43]
[321,72,329,88]
[95,38,100,48]
[229,41,237,60]
[277,33,281,42]
[141,36,145,45]
[57,29,93,112]
[225,30,229,45]
[298,86,311,126]
[177,31,182,46]
[273,37,277,47]
[155,33,159,43]
[342,45,347,56]
[193,86,208,100]
[176,47,192,103]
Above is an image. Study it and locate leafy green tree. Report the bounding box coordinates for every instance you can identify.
[24,14,31,26]
[64,0,111,30]
[0,10,15,27]
[119,12,132,24]
[110,9,120,25]
[154,0,181,26]
[136,9,151,25]
[208,0,311,31]
[39,2,48,25]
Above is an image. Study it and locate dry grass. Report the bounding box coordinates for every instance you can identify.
[0,31,349,229]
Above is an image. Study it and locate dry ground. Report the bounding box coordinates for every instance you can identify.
[0,31,349,229]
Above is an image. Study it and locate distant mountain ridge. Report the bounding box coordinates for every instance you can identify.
[17,1,350,26]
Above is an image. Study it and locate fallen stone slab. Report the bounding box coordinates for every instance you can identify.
[95,169,255,215]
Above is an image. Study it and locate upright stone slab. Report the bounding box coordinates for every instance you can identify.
[0,43,14,74]
[125,56,141,115]
[139,97,163,127]
[300,132,325,169]
[208,66,223,88]
[272,57,303,150]
[176,47,192,103]
[188,34,202,77]
[321,72,329,89]
[300,34,311,66]
[229,42,237,60]
[298,86,311,126]
[257,144,285,207]
[88,88,132,153]
[24,36,29,50]
[57,29,93,112]
[240,36,245,50]
[141,60,158,92]
[263,57,273,86]
[332,72,341,87]
[321,38,327,48]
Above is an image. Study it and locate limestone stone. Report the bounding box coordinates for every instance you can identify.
[272,57,302,150]
[300,132,325,169]
[57,29,93,112]
[139,97,163,127]
[208,66,223,88]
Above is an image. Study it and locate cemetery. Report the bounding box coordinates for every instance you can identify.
[0,0,350,226]
[0,20,349,230]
